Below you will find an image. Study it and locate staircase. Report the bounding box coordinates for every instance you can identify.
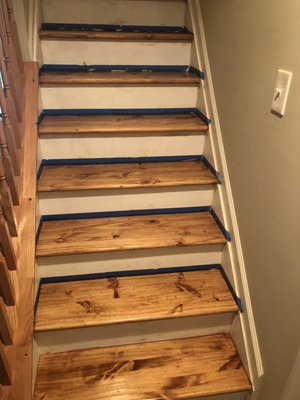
[33,1,252,399]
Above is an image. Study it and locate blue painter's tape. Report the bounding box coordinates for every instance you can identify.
[210,208,231,242]
[36,162,44,180]
[38,107,210,127]
[219,268,243,313]
[40,206,211,223]
[189,66,205,80]
[202,157,222,184]
[194,109,211,126]
[37,113,44,125]
[40,64,191,73]
[40,264,222,284]
[39,155,203,167]
[41,23,190,34]
[34,280,42,318]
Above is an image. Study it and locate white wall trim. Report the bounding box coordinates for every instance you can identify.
[188,0,264,389]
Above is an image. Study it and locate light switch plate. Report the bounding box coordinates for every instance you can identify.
[271,69,293,116]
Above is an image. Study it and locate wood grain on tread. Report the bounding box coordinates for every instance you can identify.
[34,270,237,332]
[37,160,217,192]
[39,30,194,42]
[36,211,226,257]
[38,113,208,136]
[34,334,251,400]
[39,71,201,86]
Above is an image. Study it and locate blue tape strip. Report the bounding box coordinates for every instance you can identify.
[194,109,211,126]
[40,206,211,222]
[39,155,203,167]
[41,23,190,34]
[40,64,191,73]
[40,264,222,284]
[219,268,243,312]
[210,208,231,242]
[38,107,210,127]
[189,66,205,80]
[34,280,42,317]
[202,157,221,184]
[36,162,44,180]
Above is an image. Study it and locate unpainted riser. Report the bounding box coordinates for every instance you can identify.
[36,244,224,278]
[41,41,192,66]
[38,186,215,215]
[40,86,199,109]
[35,313,235,354]
[38,134,205,158]
[41,0,186,26]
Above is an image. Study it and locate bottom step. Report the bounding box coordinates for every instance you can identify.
[34,334,251,400]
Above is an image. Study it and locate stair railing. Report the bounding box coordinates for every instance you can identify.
[0,0,25,395]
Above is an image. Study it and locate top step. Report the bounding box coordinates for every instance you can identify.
[39,25,194,42]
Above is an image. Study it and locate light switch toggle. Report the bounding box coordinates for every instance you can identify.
[271,69,293,116]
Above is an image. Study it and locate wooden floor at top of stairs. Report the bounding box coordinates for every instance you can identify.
[33,334,251,400]
[36,211,227,257]
[39,29,194,42]
[39,70,201,86]
[38,113,208,136]
[34,269,238,332]
[37,160,217,192]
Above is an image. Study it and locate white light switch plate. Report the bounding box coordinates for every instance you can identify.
[271,69,293,116]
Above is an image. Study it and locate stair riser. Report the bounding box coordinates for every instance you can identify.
[36,245,224,278]
[40,86,199,109]
[38,187,215,215]
[35,312,235,354]
[42,0,186,26]
[41,41,192,66]
[38,135,205,158]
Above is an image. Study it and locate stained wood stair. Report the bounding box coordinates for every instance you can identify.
[34,1,252,399]
[37,159,216,192]
[34,269,237,332]
[38,113,208,136]
[39,29,194,42]
[39,70,201,86]
[34,334,251,400]
[36,210,226,257]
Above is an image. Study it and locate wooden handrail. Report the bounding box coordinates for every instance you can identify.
[0,297,13,345]
[0,343,12,385]
[0,251,15,306]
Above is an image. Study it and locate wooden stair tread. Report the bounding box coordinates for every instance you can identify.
[36,211,227,257]
[38,113,208,136]
[39,70,201,86]
[34,334,251,400]
[37,160,217,192]
[34,269,238,332]
[39,29,194,42]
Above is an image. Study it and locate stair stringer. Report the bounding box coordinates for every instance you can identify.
[186,0,263,391]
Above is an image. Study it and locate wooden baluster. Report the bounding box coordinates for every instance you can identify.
[0,343,12,385]
[0,126,19,205]
[6,0,24,75]
[0,201,17,270]
[0,153,17,236]
[0,297,13,345]
[0,1,24,120]
[0,251,15,306]
[0,41,22,123]
[0,108,20,178]
[0,81,22,152]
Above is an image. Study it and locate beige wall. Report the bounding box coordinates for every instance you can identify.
[199,1,300,399]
